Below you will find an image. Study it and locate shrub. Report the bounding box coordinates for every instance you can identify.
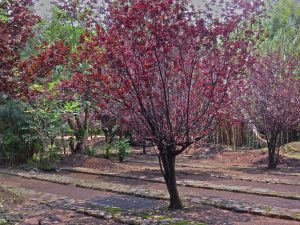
[32,147,61,171]
[0,98,38,165]
[114,138,130,162]
[85,147,97,157]
[103,143,112,159]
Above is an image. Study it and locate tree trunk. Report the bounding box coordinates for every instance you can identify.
[142,141,146,154]
[267,134,279,169]
[67,106,89,154]
[268,151,277,169]
[69,136,75,154]
[75,134,88,154]
[159,145,183,210]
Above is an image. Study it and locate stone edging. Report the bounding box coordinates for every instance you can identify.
[131,160,300,177]
[125,162,300,186]
[62,167,300,201]
[179,171,300,186]
[0,169,299,222]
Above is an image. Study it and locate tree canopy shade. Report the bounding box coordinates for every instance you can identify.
[234,52,300,169]
[73,0,264,209]
[0,0,39,95]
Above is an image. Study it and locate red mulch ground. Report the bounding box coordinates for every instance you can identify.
[195,150,300,167]
[59,154,126,171]
[181,144,300,168]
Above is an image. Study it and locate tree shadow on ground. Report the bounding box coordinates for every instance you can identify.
[84,195,162,210]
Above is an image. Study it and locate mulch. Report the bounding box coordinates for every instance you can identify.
[0,186,24,207]
[59,154,127,171]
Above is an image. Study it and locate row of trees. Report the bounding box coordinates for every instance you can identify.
[1,0,299,209]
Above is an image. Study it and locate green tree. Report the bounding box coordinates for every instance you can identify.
[261,0,300,56]
[0,96,38,165]
[22,6,84,58]
[21,5,93,155]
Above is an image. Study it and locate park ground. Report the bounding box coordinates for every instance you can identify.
[0,141,300,225]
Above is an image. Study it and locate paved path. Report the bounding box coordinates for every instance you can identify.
[1,173,299,225]
[125,159,300,176]
[1,169,300,223]
[62,168,300,210]
[0,174,161,210]
[122,158,300,181]
[63,167,300,194]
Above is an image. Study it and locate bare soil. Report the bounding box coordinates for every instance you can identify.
[0,185,24,207]
[125,144,300,173]
[59,154,127,172]
[181,143,300,168]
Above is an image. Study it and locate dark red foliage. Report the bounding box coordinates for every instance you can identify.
[18,41,71,98]
[90,0,262,151]
[0,0,39,95]
[86,0,264,208]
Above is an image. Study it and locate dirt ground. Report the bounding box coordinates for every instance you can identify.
[1,143,299,224]
[0,174,299,225]
[59,154,128,171]
[62,140,300,169]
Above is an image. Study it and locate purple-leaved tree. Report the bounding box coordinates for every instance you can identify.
[235,52,300,169]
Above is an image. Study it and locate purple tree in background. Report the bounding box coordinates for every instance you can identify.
[235,52,300,169]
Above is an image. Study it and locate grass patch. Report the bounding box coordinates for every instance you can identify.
[172,221,207,225]
[128,210,207,225]
[96,205,123,215]
[130,211,152,219]
[260,205,273,212]
[0,219,8,225]
[154,215,170,220]
[281,142,300,159]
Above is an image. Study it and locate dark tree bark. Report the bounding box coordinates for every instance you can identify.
[101,114,117,144]
[67,106,89,154]
[158,145,183,209]
[75,135,88,153]
[267,133,279,169]
[142,141,146,154]
[69,136,75,153]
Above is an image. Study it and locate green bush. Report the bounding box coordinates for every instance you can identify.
[30,147,60,171]
[114,138,130,162]
[103,143,112,159]
[85,147,97,157]
[0,98,38,165]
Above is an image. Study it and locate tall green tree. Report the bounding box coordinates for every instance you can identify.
[0,97,39,165]
[261,0,300,56]
[22,6,84,58]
